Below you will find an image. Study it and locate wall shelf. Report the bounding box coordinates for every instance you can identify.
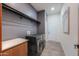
[2,4,41,24]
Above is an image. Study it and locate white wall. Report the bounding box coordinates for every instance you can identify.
[47,14,61,42]
[46,3,79,56]
[60,3,79,56]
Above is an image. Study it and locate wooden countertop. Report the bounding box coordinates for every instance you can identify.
[2,38,28,51]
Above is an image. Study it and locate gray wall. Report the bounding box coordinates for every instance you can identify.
[2,8,37,41]
[37,10,46,34]
[5,3,37,20]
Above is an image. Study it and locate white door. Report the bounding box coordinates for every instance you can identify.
[47,14,60,42]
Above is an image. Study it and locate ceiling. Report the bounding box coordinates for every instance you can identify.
[31,3,63,15]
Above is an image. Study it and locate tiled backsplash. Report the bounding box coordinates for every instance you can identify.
[2,8,37,41]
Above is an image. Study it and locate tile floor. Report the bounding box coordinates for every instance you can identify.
[41,40,65,56]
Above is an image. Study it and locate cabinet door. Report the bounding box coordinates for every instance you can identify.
[2,46,19,56]
[2,48,16,56]
[2,42,28,56]
[17,42,28,56]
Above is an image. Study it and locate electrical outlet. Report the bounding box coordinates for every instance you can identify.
[26,31,31,35]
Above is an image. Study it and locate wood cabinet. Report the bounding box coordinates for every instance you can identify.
[0,3,2,52]
[2,42,28,56]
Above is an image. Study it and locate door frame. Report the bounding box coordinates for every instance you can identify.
[78,7,79,56]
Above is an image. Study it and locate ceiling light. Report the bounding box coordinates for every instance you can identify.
[51,7,55,11]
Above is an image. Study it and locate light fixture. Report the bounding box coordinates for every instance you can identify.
[51,7,55,11]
